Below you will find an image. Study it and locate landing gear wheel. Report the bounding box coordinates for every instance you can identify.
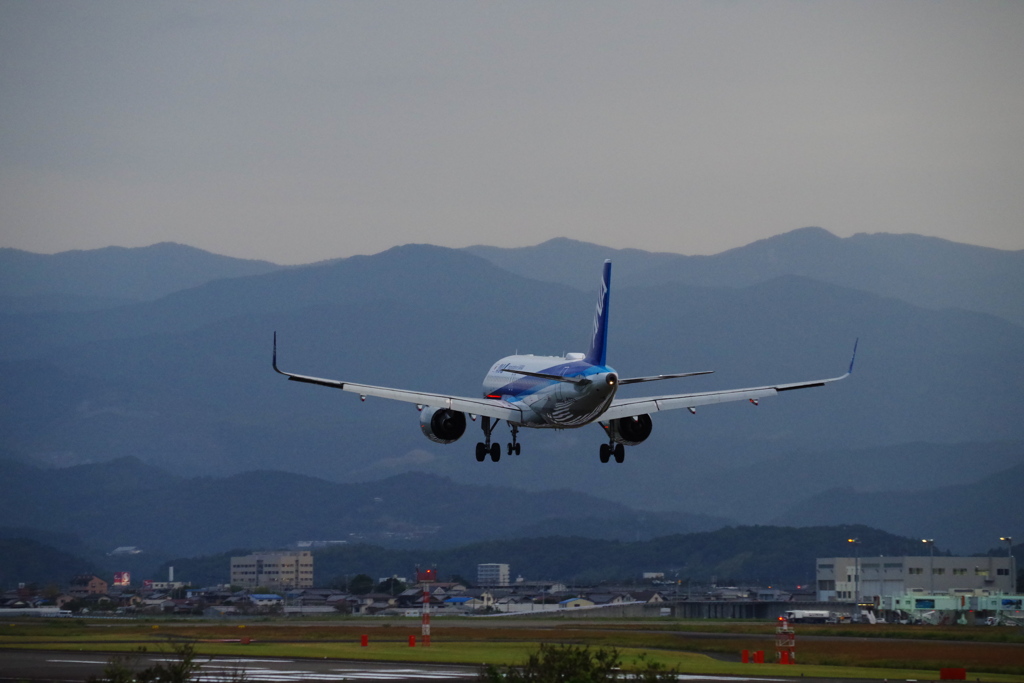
[507,424,521,456]
[475,443,486,462]
[613,443,625,463]
[490,443,501,462]
[599,443,611,463]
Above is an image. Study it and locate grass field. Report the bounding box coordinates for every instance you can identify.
[2,617,1022,681]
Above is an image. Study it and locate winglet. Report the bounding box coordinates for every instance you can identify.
[585,260,612,366]
[848,338,859,375]
[272,331,284,375]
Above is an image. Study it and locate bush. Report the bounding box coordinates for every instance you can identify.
[478,644,677,682]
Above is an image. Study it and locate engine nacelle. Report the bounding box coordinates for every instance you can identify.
[606,414,653,446]
[419,407,467,444]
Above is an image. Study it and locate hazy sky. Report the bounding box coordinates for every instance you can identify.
[2,1,1022,264]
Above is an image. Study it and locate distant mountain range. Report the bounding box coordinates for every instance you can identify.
[773,462,1024,552]
[0,229,1020,556]
[468,228,1024,327]
[6,457,1008,590]
[0,457,726,558]
[0,242,281,312]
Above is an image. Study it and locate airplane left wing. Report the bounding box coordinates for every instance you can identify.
[272,334,523,423]
[600,341,857,422]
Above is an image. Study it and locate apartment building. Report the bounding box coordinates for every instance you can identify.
[477,563,510,587]
[230,551,314,589]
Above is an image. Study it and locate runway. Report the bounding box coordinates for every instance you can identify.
[0,649,823,682]
[0,650,480,682]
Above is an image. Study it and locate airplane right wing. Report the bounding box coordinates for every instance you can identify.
[273,334,523,423]
[601,340,857,422]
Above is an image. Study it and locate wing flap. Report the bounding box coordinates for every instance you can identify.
[602,386,780,421]
[273,334,523,423]
[601,340,857,422]
[280,372,523,422]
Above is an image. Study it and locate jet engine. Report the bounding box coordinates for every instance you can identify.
[418,407,467,444]
[606,414,653,446]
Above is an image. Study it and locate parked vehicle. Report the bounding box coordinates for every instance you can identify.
[783,609,831,623]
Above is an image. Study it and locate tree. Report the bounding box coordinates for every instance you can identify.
[325,575,348,591]
[478,644,677,683]
[349,574,374,595]
[375,576,406,595]
[450,574,473,588]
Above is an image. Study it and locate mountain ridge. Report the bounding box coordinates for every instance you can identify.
[772,461,1024,553]
[467,228,1024,327]
[0,458,729,557]
[0,242,282,311]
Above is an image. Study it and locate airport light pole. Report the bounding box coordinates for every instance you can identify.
[848,538,861,617]
[922,539,935,594]
[1000,537,1014,593]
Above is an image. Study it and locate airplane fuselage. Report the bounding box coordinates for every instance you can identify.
[483,354,619,428]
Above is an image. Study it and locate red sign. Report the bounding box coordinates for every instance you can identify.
[113,572,131,586]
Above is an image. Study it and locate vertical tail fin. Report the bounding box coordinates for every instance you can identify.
[585,260,612,366]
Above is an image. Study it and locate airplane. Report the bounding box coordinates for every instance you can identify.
[273,260,856,463]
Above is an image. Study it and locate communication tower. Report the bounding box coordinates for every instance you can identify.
[416,566,437,646]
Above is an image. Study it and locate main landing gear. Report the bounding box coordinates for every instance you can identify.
[476,419,523,462]
[507,423,521,456]
[476,417,521,462]
[599,441,625,463]
[475,441,500,462]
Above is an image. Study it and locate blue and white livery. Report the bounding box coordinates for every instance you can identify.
[273,260,856,463]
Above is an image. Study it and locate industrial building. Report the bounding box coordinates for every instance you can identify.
[477,563,510,587]
[230,551,314,589]
[816,555,1014,603]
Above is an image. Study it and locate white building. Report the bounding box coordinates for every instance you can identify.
[230,551,313,589]
[477,563,510,587]
[816,555,1014,604]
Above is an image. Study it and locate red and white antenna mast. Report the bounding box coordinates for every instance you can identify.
[776,616,795,664]
[416,565,437,646]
